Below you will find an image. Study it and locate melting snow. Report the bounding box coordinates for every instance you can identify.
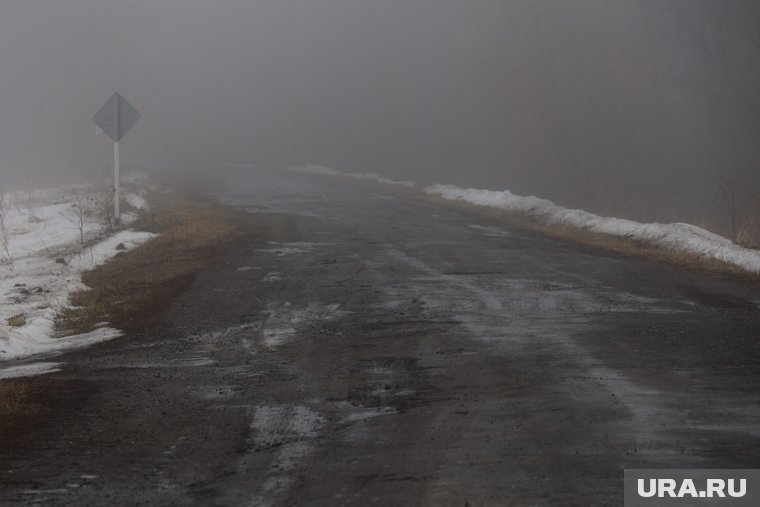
[247,404,326,506]
[0,181,154,362]
[256,242,325,257]
[287,164,760,274]
[345,171,416,187]
[427,183,760,274]
[257,302,346,350]
[0,361,62,379]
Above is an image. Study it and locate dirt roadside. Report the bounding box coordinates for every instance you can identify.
[0,186,257,452]
[337,176,760,282]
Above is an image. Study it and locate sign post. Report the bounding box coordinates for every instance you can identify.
[92,93,140,222]
[114,140,120,219]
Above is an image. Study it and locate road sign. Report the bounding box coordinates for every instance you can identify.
[92,93,140,222]
[92,93,140,142]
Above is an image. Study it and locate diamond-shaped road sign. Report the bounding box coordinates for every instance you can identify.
[92,93,140,142]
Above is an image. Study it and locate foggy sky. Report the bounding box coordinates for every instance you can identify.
[1,1,759,224]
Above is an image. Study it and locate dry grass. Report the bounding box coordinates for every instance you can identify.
[332,175,754,277]
[278,175,759,280]
[56,192,248,334]
[418,193,760,282]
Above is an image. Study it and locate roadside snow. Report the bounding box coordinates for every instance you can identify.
[345,172,416,187]
[0,361,62,380]
[286,165,415,187]
[286,164,760,274]
[125,192,148,210]
[425,184,760,274]
[0,183,155,362]
[67,229,155,272]
[288,164,339,176]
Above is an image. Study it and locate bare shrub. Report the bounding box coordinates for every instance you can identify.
[22,176,39,222]
[714,176,760,248]
[715,177,743,243]
[95,171,115,231]
[0,192,15,271]
[59,192,87,245]
[737,196,760,249]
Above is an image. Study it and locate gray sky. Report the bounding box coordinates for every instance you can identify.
[1,1,759,224]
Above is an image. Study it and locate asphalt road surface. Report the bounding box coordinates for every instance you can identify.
[2,169,760,506]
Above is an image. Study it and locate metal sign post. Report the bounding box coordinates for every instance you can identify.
[113,93,120,220]
[92,93,140,222]
[114,141,120,219]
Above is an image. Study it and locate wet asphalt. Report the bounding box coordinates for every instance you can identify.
[1,168,760,506]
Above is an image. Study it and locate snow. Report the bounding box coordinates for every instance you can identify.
[345,171,416,187]
[257,302,346,350]
[286,165,415,187]
[0,182,155,365]
[256,241,329,257]
[247,404,326,505]
[425,183,760,274]
[125,192,148,210]
[0,327,122,364]
[121,170,152,185]
[288,164,339,176]
[0,361,62,379]
[286,164,760,274]
[67,230,156,271]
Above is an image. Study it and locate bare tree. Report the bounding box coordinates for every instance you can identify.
[60,192,87,245]
[96,170,115,231]
[0,192,15,271]
[716,177,739,242]
[22,176,39,222]
[737,195,760,248]
[715,176,743,243]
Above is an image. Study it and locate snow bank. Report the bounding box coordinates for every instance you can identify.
[288,164,339,176]
[125,192,148,210]
[286,164,760,273]
[66,230,157,272]
[425,184,760,274]
[345,172,416,187]
[286,165,416,187]
[0,183,155,362]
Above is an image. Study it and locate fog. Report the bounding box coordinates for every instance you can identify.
[1,1,759,230]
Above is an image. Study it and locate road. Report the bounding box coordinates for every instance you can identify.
[2,168,760,506]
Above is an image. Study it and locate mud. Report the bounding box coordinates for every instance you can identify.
[1,168,759,506]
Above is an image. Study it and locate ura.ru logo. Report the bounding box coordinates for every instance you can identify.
[638,478,746,499]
